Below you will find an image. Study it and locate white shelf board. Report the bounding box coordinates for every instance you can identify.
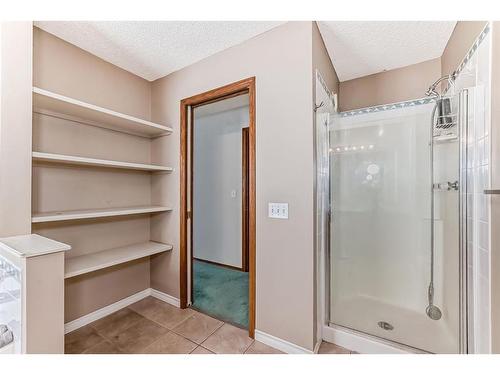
[33,87,172,138]
[65,241,172,278]
[32,205,171,223]
[33,151,173,172]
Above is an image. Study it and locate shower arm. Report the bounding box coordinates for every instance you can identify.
[426,72,457,99]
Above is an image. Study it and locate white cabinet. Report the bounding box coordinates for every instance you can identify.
[0,234,70,354]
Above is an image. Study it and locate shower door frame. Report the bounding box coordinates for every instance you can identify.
[458,88,470,354]
[322,94,471,354]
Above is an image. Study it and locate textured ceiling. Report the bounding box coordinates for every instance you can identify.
[34,21,284,81]
[35,21,457,83]
[317,21,456,81]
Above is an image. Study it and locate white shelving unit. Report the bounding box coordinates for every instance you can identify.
[31,82,173,328]
[33,87,173,138]
[33,151,173,172]
[65,241,172,278]
[32,205,171,223]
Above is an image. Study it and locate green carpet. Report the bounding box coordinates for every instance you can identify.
[193,260,248,328]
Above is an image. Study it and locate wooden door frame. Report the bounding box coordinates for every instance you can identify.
[241,127,250,273]
[179,77,256,338]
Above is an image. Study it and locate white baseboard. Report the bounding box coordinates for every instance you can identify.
[64,288,179,334]
[254,330,313,354]
[150,288,180,307]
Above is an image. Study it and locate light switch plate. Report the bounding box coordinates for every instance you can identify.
[268,202,288,219]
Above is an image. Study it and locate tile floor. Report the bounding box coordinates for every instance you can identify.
[65,296,351,354]
[318,341,357,354]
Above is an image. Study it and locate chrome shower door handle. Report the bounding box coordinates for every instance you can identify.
[484,190,500,195]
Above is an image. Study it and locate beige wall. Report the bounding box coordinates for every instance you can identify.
[442,21,488,78]
[33,27,151,120]
[32,27,154,322]
[0,22,32,237]
[65,259,150,322]
[339,57,441,111]
[490,21,500,354]
[150,21,317,350]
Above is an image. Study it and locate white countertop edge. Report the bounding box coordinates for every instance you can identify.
[0,234,71,258]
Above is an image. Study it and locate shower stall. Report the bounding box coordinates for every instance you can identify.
[329,97,464,353]
[317,24,491,354]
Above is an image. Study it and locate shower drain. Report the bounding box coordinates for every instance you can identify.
[377,321,394,331]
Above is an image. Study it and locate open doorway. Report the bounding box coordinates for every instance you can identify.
[180,78,256,337]
[192,94,249,327]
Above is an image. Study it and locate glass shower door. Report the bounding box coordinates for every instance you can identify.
[328,102,461,353]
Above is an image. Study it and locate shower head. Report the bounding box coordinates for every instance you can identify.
[426,304,442,320]
[426,284,442,320]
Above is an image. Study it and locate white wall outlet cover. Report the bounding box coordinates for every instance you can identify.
[268,202,289,219]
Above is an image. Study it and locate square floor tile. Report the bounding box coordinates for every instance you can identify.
[318,341,350,354]
[110,318,168,353]
[172,311,223,344]
[91,308,145,339]
[201,324,253,354]
[142,332,197,354]
[65,326,103,354]
[129,297,194,329]
[83,340,123,354]
[191,346,214,354]
[245,341,284,354]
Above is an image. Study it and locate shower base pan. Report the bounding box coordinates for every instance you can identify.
[324,295,458,354]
